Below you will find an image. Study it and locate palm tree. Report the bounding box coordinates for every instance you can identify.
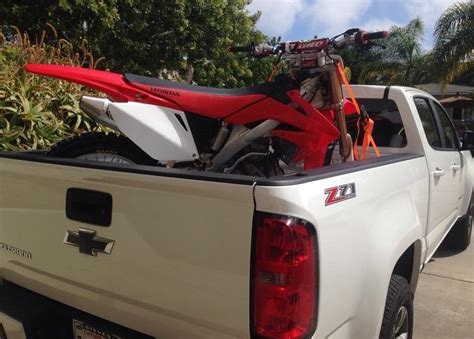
[433,1,474,84]
[358,18,432,86]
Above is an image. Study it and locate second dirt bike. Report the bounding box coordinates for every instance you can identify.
[26,28,388,177]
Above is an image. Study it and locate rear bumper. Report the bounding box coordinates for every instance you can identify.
[0,280,152,339]
[0,312,26,339]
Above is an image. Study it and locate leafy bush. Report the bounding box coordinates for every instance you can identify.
[0,0,267,87]
[0,26,105,151]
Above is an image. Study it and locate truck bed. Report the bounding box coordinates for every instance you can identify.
[0,151,426,338]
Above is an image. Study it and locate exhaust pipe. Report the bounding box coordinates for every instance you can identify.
[80,96,118,129]
[207,119,280,172]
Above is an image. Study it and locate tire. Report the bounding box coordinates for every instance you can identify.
[379,275,413,339]
[48,133,157,166]
[444,197,472,251]
[230,154,284,177]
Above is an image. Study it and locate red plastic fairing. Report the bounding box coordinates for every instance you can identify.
[227,90,340,169]
[275,91,339,169]
[25,64,180,110]
[130,82,268,119]
[225,96,307,129]
[343,99,358,115]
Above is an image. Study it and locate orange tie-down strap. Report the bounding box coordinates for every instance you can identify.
[336,63,380,160]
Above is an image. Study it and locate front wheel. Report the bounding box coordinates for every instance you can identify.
[48,133,157,166]
[379,275,413,339]
[226,153,284,177]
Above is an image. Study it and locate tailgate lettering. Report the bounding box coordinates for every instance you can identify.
[0,242,32,259]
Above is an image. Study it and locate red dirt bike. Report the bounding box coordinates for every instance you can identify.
[26,28,388,177]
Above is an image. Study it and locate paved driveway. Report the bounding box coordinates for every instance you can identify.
[414,232,474,338]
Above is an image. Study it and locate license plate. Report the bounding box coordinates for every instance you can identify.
[72,319,122,339]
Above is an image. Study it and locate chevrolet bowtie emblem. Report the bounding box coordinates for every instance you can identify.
[64,228,114,256]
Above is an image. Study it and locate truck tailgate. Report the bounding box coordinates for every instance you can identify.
[0,157,255,338]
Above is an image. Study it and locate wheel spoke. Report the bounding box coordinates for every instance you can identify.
[76,153,134,165]
[393,306,408,337]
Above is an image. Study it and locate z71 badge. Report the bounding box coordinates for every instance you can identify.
[324,183,356,206]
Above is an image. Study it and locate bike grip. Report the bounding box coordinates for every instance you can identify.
[363,31,389,41]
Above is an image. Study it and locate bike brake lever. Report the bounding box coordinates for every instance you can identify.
[344,28,361,35]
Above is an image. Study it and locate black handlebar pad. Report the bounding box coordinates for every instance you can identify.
[363,31,389,41]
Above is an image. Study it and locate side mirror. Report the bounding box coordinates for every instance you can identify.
[462,130,474,150]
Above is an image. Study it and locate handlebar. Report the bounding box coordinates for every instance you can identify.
[355,30,390,45]
[229,29,390,58]
[229,42,276,57]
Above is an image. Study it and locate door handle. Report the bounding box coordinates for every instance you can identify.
[450,164,461,171]
[66,188,113,226]
[433,167,445,177]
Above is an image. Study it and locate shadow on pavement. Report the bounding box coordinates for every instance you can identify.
[432,244,466,258]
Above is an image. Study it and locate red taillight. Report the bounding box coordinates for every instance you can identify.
[251,213,318,339]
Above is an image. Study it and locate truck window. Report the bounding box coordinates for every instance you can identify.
[413,98,442,148]
[346,99,406,148]
[432,101,460,149]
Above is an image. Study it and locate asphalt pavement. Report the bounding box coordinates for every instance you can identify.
[414,231,474,338]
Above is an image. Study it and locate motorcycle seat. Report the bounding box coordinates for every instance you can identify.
[124,73,273,96]
[124,72,278,118]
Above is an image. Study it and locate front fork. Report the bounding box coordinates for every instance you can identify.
[328,70,352,160]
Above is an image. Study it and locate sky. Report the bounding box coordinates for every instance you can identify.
[246,0,464,50]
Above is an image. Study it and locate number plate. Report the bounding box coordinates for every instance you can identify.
[72,319,122,339]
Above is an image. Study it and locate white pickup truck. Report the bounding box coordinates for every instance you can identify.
[0,85,472,339]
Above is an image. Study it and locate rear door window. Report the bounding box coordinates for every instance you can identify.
[346,99,406,148]
[432,101,460,149]
[413,97,442,148]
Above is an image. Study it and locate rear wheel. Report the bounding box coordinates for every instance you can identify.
[48,133,157,166]
[379,275,413,339]
[49,133,283,177]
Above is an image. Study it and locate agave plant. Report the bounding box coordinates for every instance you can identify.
[0,25,107,151]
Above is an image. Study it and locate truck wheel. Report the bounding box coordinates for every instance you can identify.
[445,198,472,251]
[48,133,157,166]
[379,275,413,339]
